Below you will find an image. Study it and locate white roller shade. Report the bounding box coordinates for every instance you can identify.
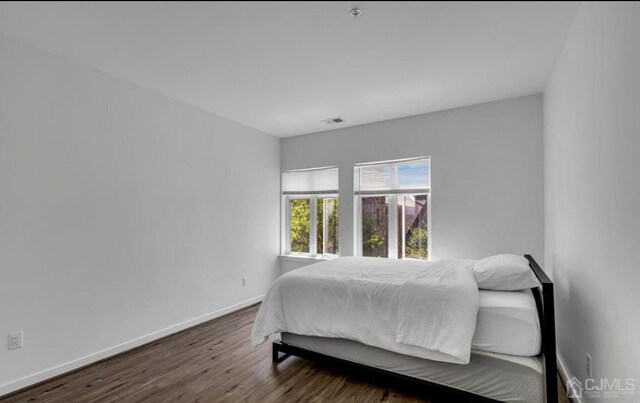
[282,167,339,195]
[354,157,430,194]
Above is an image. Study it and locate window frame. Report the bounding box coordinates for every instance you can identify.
[355,191,431,260]
[283,194,339,258]
[354,157,431,260]
[281,166,339,258]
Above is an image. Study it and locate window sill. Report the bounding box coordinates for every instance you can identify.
[278,254,337,263]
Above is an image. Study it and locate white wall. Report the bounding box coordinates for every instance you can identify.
[281,94,544,271]
[0,35,280,395]
[544,2,640,399]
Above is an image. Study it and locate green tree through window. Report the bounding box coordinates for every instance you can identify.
[362,197,388,257]
[290,198,339,254]
[290,199,310,253]
[317,198,339,254]
[405,227,428,259]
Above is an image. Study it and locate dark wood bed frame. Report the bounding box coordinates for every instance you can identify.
[272,254,557,403]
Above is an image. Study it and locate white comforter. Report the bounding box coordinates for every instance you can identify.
[252,257,479,364]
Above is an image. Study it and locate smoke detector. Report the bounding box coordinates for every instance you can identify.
[350,8,362,18]
[322,117,344,125]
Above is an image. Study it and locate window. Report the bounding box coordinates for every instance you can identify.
[282,167,339,257]
[355,157,430,260]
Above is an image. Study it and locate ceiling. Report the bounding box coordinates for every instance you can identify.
[0,1,578,137]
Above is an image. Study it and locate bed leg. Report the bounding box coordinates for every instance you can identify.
[272,341,291,363]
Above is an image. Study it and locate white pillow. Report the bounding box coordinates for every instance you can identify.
[473,254,540,290]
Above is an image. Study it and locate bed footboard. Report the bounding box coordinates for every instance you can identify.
[526,254,558,403]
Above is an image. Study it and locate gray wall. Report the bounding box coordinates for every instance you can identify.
[544,2,640,397]
[282,94,544,269]
[0,35,280,394]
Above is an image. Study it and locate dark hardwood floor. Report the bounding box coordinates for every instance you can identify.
[2,304,570,402]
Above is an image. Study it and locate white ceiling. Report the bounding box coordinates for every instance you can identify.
[0,1,578,137]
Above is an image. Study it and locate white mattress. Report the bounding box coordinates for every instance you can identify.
[472,289,541,356]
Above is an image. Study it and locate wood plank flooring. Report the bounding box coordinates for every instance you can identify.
[2,304,570,402]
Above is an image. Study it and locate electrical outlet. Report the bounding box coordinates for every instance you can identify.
[8,331,23,350]
[242,276,247,287]
[586,353,592,378]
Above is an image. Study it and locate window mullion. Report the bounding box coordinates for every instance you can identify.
[427,193,432,260]
[322,198,328,255]
[355,196,363,256]
[309,197,318,257]
[401,196,406,259]
[388,195,398,259]
[284,196,292,255]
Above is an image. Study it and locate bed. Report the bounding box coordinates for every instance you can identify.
[255,255,556,403]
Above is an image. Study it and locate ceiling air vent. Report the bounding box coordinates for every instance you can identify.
[322,117,344,125]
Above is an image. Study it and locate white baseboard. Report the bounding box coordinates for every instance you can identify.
[557,352,584,403]
[0,295,264,397]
